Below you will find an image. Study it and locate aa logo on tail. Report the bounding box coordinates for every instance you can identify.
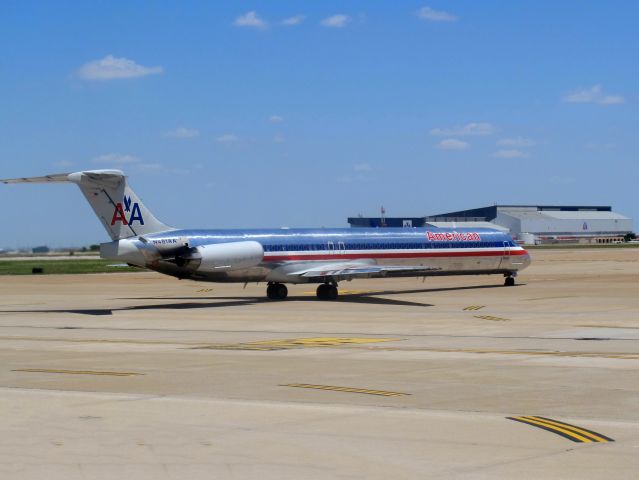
[111,196,144,226]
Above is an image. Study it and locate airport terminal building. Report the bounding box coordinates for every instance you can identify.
[348,205,634,244]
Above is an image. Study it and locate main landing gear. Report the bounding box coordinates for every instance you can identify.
[504,274,516,287]
[316,283,338,300]
[265,282,340,300]
[266,282,288,300]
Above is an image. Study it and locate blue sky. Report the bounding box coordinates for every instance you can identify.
[1,1,637,247]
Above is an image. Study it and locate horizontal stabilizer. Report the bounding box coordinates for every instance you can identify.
[2,173,73,183]
[1,170,124,185]
[1,169,172,240]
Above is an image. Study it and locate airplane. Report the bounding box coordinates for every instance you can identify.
[2,170,531,300]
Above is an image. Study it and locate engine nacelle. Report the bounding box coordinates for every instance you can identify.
[196,241,264,271]
[142,235,189,255]
[100,238,147,267]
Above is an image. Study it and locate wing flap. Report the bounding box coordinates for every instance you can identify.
[288,263,440,280]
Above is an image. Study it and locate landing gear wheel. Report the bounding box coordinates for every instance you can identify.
[316,283,338,300]
[267,283,288,300]
[504,276,515,287]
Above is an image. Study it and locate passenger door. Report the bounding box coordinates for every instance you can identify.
[499,241,511,269]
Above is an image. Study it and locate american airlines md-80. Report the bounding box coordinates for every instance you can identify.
[2,170,530,300]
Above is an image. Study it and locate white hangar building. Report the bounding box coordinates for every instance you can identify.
[424,205,633,244]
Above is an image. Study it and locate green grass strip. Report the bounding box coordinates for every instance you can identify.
[0,259,144,275]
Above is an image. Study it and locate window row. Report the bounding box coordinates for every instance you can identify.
[262,241,511,252]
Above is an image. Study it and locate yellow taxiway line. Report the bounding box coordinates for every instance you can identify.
[507,415,614,443]
[13,368,143,376]
[282,383,409,397]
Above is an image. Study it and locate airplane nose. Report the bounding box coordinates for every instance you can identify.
[522,250,532,269]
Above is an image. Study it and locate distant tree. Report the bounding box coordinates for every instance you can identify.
[624,233,637,242]
[89,244,100,251]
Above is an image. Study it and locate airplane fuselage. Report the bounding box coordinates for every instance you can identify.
[113,226,531,284]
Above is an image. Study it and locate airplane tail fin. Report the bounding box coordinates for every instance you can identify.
[2,170,173,240]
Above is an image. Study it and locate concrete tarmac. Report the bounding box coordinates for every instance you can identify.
[0,248,638,479]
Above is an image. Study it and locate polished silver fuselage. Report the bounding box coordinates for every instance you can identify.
[112,227,531,284]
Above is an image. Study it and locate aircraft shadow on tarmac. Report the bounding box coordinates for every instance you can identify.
[0,284,515,316]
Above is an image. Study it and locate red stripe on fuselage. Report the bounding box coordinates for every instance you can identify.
[263,249,528,262]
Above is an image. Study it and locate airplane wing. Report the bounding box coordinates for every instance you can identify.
[287,262,440,281]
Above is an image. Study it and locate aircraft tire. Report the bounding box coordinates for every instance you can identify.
[317,283,338,300]
[275,283,288,299]
[504,276,515,287]
[267,283,288,300]
[326,284,338,300]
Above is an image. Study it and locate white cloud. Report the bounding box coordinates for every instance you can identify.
[215,134,239,144]
[599,95,625,105]
[320,14,351,28]
[233,11,267,29]
[417,6,458,22]
[493,149,528,158]
[437,139,469,150]
[496,137,536,147]
[76,55,163,81]
[164,127,200,139]
[92,153,140,165]
[353,163,371,172]
[268,115,284,123]
[563,85,625,105]
[281,15,305,26]
[430,122,495,137]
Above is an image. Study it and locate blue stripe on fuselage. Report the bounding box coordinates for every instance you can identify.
[143,227,516,251]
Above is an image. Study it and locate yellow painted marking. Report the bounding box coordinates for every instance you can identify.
[13,368,142,377]
[516,417,593,442]
[196,337,399,351]
[523,416,613,442]
[508,416,614,443]
[283,383,409,397]
[248,337,397,347]
[474,315,510,322]
[463,305,485,311]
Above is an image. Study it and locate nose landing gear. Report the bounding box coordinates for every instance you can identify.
[504,275,516,287]
[316,283,338,300]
